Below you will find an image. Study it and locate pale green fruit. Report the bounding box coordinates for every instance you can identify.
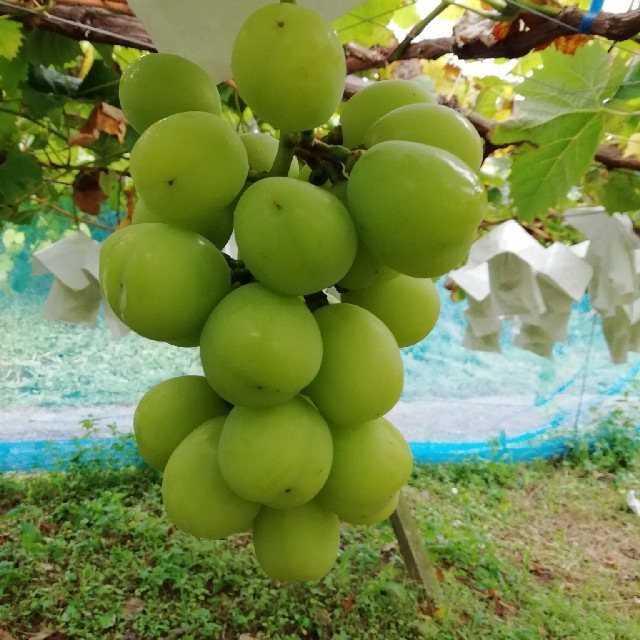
[131,199,233,250]
[232,3,345,131]
[342,275,441,347]
[218,397,333,509]
[119,53,221,133]
[318,417,413,515]
[340,79,436,149]
[304,303,403,425]
[162,417,260,539]
[338,492,400,526]
[134,375,229,471]
[199,283,323,409]
[253,501,340,582]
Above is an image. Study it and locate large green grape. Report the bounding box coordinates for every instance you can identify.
[99,223,230,343]
[134,375,229,471]
[363,103,484,172]
[239,133,299,177]
[304,303,403,425]
[347,141,487,277]
[232,4,345,132]
[234,177,357,295]
[199,283,323,408]
[253,501,340,582]
[317,417,413,517]
[162,417,260,540]
[130,111,248,221]
[119,53,221,134]
[337,491,399,526]
[342,274,441,347]
[218,397,333,509]
[131,199,233,250]
[340,79,436,149]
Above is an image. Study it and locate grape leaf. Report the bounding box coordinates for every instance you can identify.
[598,170,640,214]
[0,51,28,92]
[509,112,605,220]
[23,30,81,67]
[0,151,43,205]
[492,43,611,139]
[0,18,23,60]
[333,0,405,47]
[491,44,612,220]
[393,2,420,29]
[77,60,120,104]
[614,59,640,101]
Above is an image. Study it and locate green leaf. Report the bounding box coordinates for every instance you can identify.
[23,30,82,68]
[492,43,611,142]
[22,85,66,120]
[333,0,404,47]
[614,59,640,101]
[28,64,81,96]
[598,170,640,213]
[509,112,605,220]
[393,2,420,29]
[77,59,120,104]
[0,50,28,92]
[0,150,43,205]
[0,18,24,60]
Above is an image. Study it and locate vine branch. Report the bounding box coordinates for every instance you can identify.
[2,2,639,72]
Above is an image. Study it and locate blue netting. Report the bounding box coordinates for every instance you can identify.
[0,235,638,471]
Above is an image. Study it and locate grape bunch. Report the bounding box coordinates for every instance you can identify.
[100,1,487,582]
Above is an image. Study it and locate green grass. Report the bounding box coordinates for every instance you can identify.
[1,434,639,640]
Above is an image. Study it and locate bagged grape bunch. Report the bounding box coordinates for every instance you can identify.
[99,1,487,582]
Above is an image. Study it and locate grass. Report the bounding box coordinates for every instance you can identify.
[0,426,639,639]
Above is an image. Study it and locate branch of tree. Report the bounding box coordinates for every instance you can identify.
[345,7,640,73]
[2,1,640,69]
[0,0,155,50]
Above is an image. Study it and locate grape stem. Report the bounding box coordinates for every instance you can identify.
[269,131,300,177]
[389,1,450,62]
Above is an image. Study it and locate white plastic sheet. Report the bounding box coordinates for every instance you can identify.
[126,0,363,83]
[32,232,129,337]
[450,219,594,358]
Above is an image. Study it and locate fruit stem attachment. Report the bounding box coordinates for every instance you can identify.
[269,131,300,177]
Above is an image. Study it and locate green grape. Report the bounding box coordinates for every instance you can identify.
[218,397,333,509]
[119,53,221,134]
[232,3,345,131]
[337,491,399,526]
[99,223,230,343]
[130,111,248,222]
[253,501,340,582]
[363,103,484,172]
[342,274,441,347]
[162,417,260,539]
[133,375,229,471]
[199,283,323,408]
[239,133,299,177]
[304,303,403,425]
[132,198,233,250]
[347,141,487,278]
[340,79,436,149]
[234,177,357,295]
[337,241,384,290]
[317,417,413,516]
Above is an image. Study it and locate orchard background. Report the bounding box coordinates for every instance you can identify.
[0,2,640,639]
